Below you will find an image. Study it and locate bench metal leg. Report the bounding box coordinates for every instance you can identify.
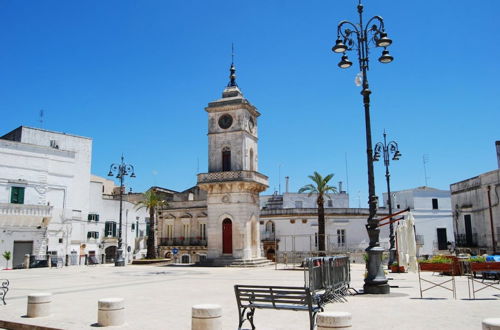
[238,307,256,330]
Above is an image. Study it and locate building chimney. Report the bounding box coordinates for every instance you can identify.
[338,181,343,193]
[497,141,500,169]
[285,176,289,193]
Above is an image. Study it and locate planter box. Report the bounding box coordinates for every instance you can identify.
[391,265,406,273]
[471,262,500,272]
[419,263,454,272]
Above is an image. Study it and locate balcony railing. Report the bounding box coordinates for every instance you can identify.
[455,233,478,247]
[261,232,278,241]
[197,170,268,186]
[159,237,207,247]
[0,203,53,217]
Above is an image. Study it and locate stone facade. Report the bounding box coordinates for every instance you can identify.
[197,79,268,261]
[451,169,500,254]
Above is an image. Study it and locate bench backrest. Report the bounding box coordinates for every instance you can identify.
[235,285,312,309]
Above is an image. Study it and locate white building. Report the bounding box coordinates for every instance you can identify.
[383,187,454,256]
[259,192,390,260]
[0,126,148,268]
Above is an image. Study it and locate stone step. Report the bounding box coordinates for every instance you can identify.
[197,257,273,268]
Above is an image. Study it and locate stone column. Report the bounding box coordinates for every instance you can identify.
[483,318,500,330]
[317,311,352,329]
[27,293,52,317]
[98,298,125,327]
[191,304,222,330]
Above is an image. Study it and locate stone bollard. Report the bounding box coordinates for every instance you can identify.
[98,298,125,327]
[483,318,500,330]
[317,311,352,329]
[27,293,52,317]
[191,304,222,330]
[24,254,30,269]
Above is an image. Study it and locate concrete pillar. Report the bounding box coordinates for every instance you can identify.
[191,304,222,330]
[27,293,52,317]
[98,298,125,327]
[317,311,352,329]
[483,318,500,330]
[24,254,30,269]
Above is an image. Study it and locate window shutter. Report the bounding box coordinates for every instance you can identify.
[87,232,91,238]
[18,187,24,204]
[112,222,117,237]
[96,214,99,222]
[96,232,99,239]
[88,214,92,221]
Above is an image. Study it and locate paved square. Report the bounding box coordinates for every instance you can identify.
[1,263,499,329]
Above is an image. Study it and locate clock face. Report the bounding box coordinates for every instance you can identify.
[218,114,233,129]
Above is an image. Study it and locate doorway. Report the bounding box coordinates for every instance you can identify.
[222,218,232,254]
[105,246,117,263]
[437,228,448,250]
[13,241,33,269]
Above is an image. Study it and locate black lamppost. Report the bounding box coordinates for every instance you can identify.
[108,155,136,267]
[332,0,394,294]
[374,131,401,268]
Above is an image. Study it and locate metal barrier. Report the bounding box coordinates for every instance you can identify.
[304,256,350,305]
[275,251,351,270]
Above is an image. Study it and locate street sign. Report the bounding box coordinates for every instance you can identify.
[172,248,179,255]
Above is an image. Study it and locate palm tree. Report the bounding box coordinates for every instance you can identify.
[298,172,337,252]
[136,189,167,259]
[2,251,11,270]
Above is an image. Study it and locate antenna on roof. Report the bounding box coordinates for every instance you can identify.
[39,109,44,128]
[423,154,430,186]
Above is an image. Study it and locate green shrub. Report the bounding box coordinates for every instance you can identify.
[418,255,452,264]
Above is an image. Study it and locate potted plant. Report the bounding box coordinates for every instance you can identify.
[418,255,454,272]
[391,262,399,273]
[2,251,11,270]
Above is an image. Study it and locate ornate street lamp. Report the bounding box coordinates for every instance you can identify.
[108,155,136,267]
[374,131,401,268]
[332,0,394,294]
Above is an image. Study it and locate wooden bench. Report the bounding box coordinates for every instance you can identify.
[1,279,9,305]
[234,285,323,330]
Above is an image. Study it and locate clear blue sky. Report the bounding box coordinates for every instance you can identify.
[1,1,499,207]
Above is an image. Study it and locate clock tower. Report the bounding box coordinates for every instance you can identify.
[197,62,269,264]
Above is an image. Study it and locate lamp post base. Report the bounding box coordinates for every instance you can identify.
[363,282,390,294]
[114,248,125,267]
[364,245,390,294]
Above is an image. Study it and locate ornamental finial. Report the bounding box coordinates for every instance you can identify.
[228,43,238,87]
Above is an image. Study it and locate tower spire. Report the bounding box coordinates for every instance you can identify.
[228,43,238,87]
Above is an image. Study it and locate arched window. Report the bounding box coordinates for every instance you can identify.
[265,221,275,233]
[222,147,231,171]
[249,148,254,171]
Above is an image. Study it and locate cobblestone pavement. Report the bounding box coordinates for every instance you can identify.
[0,263,499,329]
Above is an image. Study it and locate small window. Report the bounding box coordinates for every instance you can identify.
[10,186,25,204]
[131,223,136,231]
[295,201,303,208]
[105,221,117,237]
[302,219,308,224]
[87,231,99,239]
[290,219,295,224]
[327,200,333,207]
[432,198,439,210]
[58,238,63,244]
[259,220,264,225]
[87,213,99,222]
